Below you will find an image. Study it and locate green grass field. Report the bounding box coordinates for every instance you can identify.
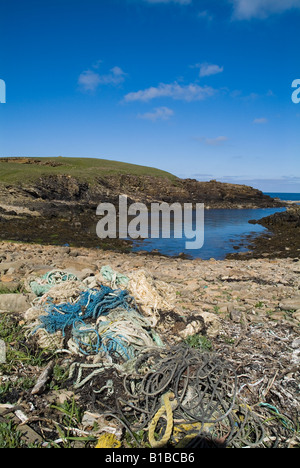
[0,157,178,185]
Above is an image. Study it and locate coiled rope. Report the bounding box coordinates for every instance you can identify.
[148,392,177,448]
[105,345,264,447]
[101,265,129,289]
[68,343,267,448]
[29,269,79,296]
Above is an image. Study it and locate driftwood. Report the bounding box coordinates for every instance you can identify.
[31,360,54,395]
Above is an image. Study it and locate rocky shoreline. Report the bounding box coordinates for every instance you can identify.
[0,160,299,447]
[0,157,288,257]
[227,205,300,260]
[0,240,299,447]
[0,177,289,258]
[1,240,299,329]
[0,195,296,260]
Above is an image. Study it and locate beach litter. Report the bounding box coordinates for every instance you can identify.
[27,269,80,297]
[14,266,299,448]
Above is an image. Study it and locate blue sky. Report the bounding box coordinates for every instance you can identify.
[0,0,299,191]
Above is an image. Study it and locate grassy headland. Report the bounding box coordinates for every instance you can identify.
[0,157,178,185]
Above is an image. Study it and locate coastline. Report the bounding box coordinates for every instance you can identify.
[227,205,300,260]
[0,167,299,446]
[0,157,288,258]
[0,240,299,447]
[0,200,296,260]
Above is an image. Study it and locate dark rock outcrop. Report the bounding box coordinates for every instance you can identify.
[2,174,283,209]
[228,206,300,260]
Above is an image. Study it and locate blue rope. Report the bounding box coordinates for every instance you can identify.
[100,332,134,360]
[72,324,134,359]
[36,286,134,336]
[72,319,101,356]
[35,285,150,361]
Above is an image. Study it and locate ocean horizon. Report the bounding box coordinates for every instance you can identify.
[264,192,300,202]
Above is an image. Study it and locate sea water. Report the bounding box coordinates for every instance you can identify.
[265,193,300,203]
[131,206,287,260]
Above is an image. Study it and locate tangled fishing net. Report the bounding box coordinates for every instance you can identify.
[69,344,271,448]
[26,269,80,297]
[23,266,297,448]
[25,269,164,358]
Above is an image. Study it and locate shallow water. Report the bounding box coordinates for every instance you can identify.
[130,207,286,260]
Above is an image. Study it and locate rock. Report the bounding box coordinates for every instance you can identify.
[0,280,21,292]
[0,261,25,274]
[0,405,44,446]
[269,311,286,321]
[291,348,300,366]
[0,274,16,283]
[80,268,96,279]
[69,250,79,257]
[291,337,300,349]
[62,261,97,274]
[179,320,204,339]
[0,263,11,275]
[46,390,75,405]
[199,312,221,338]
[185,280,200,293]
[0,293,34,313]
[31,360,55,395]
[218,305,228,314]
[230,308,242,323]
[294,310,300,322]
[279,295,300,311]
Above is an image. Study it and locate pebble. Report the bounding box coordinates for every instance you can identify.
[279,296,300,311]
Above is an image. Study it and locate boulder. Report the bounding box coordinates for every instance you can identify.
[179,312,221,339]
[179,320,204,339]
[279,295,300,311]
[0,293,33,313]
[199,311,221,338]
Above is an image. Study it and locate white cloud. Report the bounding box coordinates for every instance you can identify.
[196,62,224,78]
[98,66,127,85]
[195,136,229,146]
[124,82,216,102]
[138,106,174,121]
[206,136,229,146]
[78,65,127,92]
[231,0,300,20]
[253,117,268,124]
[137,0,300,18]
[205,136,229,146]
[78,70,101,92]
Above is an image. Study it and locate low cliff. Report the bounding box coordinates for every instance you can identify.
[0,157,283,210]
